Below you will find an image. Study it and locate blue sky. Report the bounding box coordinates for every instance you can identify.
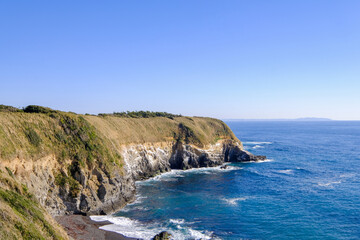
[1,1,359,120]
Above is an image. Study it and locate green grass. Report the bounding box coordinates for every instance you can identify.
[0,167,68,240]
[0,105,23,112]
[0,185,66,240]
[99,110,181,119]
[0,126,17,159]
[176,122,203,146]
[23,105,58,114]
[24,128,41,147]
[0,104,240,239]
[5,167,14,178]
[55,173,80,198]
[0,189,63,240]
[0,105,238,200]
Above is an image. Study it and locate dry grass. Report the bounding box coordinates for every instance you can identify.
[0,110,239,239]
[85,115,239,147]
[0,112,239,162]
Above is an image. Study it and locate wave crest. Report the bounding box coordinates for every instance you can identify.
[276,169,294,175]
[243,141,272,145]
[90,215,214,240]
[317,181,342,187]
[222,197,249,206]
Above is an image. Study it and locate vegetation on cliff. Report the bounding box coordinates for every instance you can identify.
[0,104,238,158]
[0,104,239,194]
[99,110,181,119]
[0,167,69,240]
[0,105,125,201]
[0,104,241,238]
[0,105,23,113]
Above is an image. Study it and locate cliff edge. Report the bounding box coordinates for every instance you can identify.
[0,105,264,239]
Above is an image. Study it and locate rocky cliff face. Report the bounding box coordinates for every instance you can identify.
[0,110,265,218]
[76,139,264,215]
[2,139,264,217]
[0,162,70,240]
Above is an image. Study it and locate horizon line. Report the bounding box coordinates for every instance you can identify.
[222,118,360,121]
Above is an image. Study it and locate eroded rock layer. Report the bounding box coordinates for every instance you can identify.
[0,111,265,217]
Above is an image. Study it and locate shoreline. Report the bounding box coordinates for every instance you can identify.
[56,161,270,240]
[55,215,138,240]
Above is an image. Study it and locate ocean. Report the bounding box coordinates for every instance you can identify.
[92,121,360,239]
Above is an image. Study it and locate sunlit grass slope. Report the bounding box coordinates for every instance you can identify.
[0,167,69,240]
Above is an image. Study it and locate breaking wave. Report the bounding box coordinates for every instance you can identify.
[317,181,342,187]
[276,169,294,175]
[243,141,273,145]
[90,215,215,240]
[138,165,243,184]
[221,197,249,206]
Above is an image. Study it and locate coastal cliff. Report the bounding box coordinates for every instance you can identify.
[0,105,264,239]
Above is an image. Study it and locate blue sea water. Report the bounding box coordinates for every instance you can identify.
[93,121,360,239]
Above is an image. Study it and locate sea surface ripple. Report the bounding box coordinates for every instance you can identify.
[92,121,360,240]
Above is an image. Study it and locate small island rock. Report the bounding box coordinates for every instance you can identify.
[152,231,172,240]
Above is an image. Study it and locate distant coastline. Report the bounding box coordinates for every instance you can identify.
[224,117,333,122]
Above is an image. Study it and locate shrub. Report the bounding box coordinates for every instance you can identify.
[176,123,203,146]
[23,105,56,114]
[24,128,41,147]
[68,179,80,198]
[0,105,22,112]
[54,173,80,198]
[99,111,182,119]
[55,173,67,187]
[5,167,14,178]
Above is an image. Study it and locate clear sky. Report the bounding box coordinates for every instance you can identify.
[1,1,359,120]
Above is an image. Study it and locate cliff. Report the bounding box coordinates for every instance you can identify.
[0,165,69,239]
[0,106,264,239]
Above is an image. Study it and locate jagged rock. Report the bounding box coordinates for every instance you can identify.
[0,111,266,219]
[223,140,266,162]
[152,231,172,240]
[66,140,264,215]
[2,140,264,216]
[97,184,107,200]
[220,164,228,169]
[79,194,90,212]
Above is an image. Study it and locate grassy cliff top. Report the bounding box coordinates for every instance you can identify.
[0,105,240,193]
[0,105,239,160]
[0,104,239,184]
[85,114,239,146]
[0,105,240,239]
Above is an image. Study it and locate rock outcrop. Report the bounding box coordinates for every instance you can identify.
[152,231,172,240]
[0,108,265,218]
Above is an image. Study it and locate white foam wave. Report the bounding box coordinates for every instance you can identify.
[243,141,272,145]
[276,169,293,174]
[241,158,274,164]
[91,216,157,239]
[222,197,248,206]
[138,165,242,185]
[252,145,264,149]
[188,228,213,240]
[127,195,147,205]
[317,181,342,187]
[90,215,214,240]
[220,165,243,172]
[339,173,356,178]
[169,218,185,224]
[118,195,149,213]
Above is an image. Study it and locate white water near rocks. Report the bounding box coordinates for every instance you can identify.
[92,121,360,239]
